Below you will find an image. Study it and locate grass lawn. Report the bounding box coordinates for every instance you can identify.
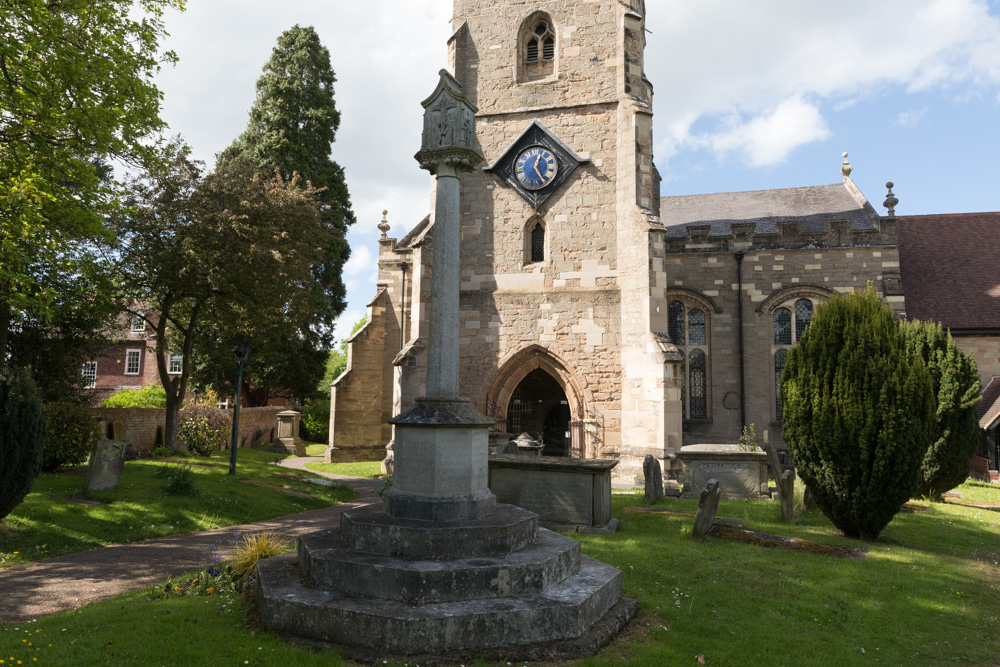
[1,480,997,666]
[0,448,359,568]
[302,460,383,478]
[302,442,326,457]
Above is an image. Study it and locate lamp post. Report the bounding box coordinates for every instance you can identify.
[228,342,252,475]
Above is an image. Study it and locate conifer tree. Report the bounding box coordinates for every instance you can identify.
[207,25,355,403]
[781,285,935,540]
[902,320,982,498]
[0,367,46,520]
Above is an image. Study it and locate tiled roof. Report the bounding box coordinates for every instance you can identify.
[660,182,877,237]
[897,212,1000,330]
[979,377,1000,430]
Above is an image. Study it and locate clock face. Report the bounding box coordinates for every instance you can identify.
[514,146,558,190]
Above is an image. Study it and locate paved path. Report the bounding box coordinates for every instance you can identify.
[0,457,381,625]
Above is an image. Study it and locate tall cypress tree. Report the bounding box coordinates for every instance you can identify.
[207,25,355,404]
[223,24,355,319]
[903,320,982,498]
[781,285,935,540]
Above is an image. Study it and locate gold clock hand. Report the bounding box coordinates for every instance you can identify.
[533,159,543,180]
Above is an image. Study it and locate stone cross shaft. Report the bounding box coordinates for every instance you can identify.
[415,70,482,398]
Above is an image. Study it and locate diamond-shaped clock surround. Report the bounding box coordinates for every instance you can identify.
[484,120,588,210]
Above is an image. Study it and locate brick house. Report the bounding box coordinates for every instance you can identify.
[82,310,183,404]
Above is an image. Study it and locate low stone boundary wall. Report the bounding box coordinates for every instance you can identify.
[88,406,284,452]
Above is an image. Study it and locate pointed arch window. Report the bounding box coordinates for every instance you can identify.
[669,300,709,420]
[773,297,817,422]
[531,222,545,263]
[520,15,556,82]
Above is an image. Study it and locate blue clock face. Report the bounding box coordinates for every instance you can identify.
[514,146,558,191]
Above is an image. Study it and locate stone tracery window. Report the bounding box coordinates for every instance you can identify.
[773,297,815,422]
[520,15,555,82]
[668,300,709,420]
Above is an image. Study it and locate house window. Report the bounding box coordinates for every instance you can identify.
[668,300,709,420]
[520,15,555,82]
[82,362,97,389]
[773,297,815,422]
[168,355,182,375]
[125,349,141,375]
[130,312,146,333]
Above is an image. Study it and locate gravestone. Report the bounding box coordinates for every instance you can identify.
[643,454,662,504]
[85,440,127,492]
[692,478,721,537]
[274,410,305,456]
[779,469,795,522]
[802,486,815,510]
[663,479,681,498]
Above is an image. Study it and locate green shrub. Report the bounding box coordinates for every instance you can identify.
[781,285,935,540]
[177,405,231,456]
[156,464,200,497]
[101,384,167,408]
[300,399,329,443]
[151,446,173,458]
[0,367,46,520]
[903,320,983,498]
[42,402,100,471]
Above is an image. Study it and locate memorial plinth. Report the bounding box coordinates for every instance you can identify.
[257,70,635,661]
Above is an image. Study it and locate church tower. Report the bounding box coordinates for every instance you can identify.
[441,0,682,474]
[331,0,683,479]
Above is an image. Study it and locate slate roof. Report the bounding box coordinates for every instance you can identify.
[897,212,1000,330]
[660,182,877,237]
[979,377,1000,430]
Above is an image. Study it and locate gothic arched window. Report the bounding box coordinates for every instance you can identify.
[668,300,709,420]
[773,297,817,422]
[530,221,545,263]
[520,15,555,82]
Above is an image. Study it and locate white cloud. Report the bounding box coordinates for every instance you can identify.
[895,108,928,127]
[343,245,373,278]
[699,97,830,167]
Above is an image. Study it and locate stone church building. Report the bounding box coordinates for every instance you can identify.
[328,0,1000,480]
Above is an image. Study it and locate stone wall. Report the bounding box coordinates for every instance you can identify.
[327,288,396,458]
[662,241,901,449]
[954,335,1000,387]
[88,406,282,452]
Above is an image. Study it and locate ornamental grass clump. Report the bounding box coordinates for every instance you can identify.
[230,531,290,584]
[902,320,982,498]
[780,285,935,540]
[0,367,46,520]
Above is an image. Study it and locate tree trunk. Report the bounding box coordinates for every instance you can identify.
[164,391,181,452]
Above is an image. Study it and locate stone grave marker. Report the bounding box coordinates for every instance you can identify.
[692,478,721,537]
[85,440,127,492]
[778,469,795,522]
[643,454,662,504]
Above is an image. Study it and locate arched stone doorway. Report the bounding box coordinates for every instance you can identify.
[487,345,592,457]
[506,369,572,456]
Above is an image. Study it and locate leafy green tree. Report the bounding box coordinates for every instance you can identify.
[903,321,982,498]
[781,285,935,540]
[208,25,355,402]
[113,144,329,450]
[0,0,183,369]
[0,367,46,519]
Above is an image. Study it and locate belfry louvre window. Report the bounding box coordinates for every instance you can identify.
[521,17,555,81]
[668,301,709,420]
[773,298,815,422]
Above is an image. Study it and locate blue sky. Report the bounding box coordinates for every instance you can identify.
[153,0,1000,345]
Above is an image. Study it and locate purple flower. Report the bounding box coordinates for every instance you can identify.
[210,555,222,564]
[207,566,221,577]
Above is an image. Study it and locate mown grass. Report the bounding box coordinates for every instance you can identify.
[0,449,358,568]
[302,460,383,478]
[1,481,997,666]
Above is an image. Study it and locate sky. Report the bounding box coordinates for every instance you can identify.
[153,0,1000,345]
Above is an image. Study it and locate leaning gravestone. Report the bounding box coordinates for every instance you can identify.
[778,469,795,522]
[692,478,722,537]
[85,440,128,492]
[643,454,663,505]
